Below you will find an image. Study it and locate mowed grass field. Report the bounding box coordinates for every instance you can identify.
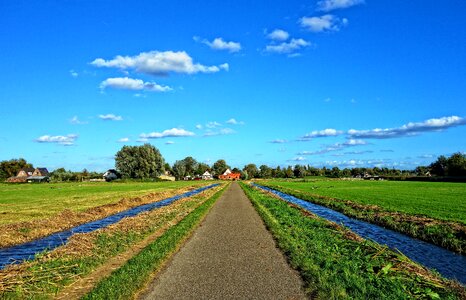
[263,179,466,224]
[0,181,208,225]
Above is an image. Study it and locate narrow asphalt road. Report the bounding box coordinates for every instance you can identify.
[140,182,306,300]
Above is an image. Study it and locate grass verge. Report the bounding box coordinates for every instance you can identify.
[81,184,227,299]
[260,181,466,254]
[240,183,464,299]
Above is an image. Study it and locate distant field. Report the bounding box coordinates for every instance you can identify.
[0,181,207,225]
[263,179,466,224]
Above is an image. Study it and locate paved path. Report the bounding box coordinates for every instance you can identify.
[141,182,306,300]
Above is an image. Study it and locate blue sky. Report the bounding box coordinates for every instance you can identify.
[1,0,465,171]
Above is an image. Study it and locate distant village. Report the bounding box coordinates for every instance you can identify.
[5,167,242,183]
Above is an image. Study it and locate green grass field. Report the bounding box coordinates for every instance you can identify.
[263,179,466,224]
[0,181,208,225]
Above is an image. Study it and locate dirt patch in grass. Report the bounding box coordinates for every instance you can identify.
[0,185,202,248]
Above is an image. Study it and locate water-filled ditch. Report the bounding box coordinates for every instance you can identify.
[0,183,219,270]
[253,183,466,285]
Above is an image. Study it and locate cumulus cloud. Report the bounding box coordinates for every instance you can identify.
[299,139,367,155]
[140,128,195,139]
[100,77,172,92]
[348,116,466,139]
[226,118,244,125]
[36,134,78,146]
[99,114,123,121]
[317,0,364,12]
[91,51,229,76]
[267,29,290,41]
[301,128,343,139]
[204,128,235,137]
[300,15,348,32]
[202,37,241,53]
[117,137,130,143]
[195,124,203,130]
[165,141,175,145]
[265,38,310,54]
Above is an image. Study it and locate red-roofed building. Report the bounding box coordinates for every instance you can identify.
[218,168,241,180]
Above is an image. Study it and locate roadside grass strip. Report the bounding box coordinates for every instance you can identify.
[0,184,227,299]
[82,184,227,300]
[240,183,464,299]
[260,182,466,254]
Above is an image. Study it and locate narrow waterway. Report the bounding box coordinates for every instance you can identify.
[253,184,466,285]
[0,184,219,270]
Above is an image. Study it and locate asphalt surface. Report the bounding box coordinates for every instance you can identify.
[141,182,306,300]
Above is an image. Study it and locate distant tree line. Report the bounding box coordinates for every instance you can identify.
[2,149,464,182]
[415,152,466,177]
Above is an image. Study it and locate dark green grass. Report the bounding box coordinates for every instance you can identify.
[0,181,208,225]
[241,183,462,300]
[82,185,227,300]
[264,180,466,224]
[260,180,466,253]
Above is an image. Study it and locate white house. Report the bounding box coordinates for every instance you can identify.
[202,171,213,180]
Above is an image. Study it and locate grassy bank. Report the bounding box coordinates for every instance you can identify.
[241,183,463,299]
[82,184,227,299]
[0,184,226,299]
[261,180,466,253]
[0,181,208,225]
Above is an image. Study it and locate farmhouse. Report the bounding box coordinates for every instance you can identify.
[6,167,50,183]
[218,168,241,180]
[202,171,213,180]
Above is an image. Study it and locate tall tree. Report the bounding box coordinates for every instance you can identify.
[446,152,466,176]
[182,156,198,176]
[115,144,165,179]
[259,165,272,178]
[212,159,229,177]
[243,164,259,179]
[429,155,448,176]
[172,160,187,180]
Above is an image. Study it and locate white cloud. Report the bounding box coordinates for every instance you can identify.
[165,141,175,145]
[265,38,310,54]
[99,114,123,121]
[206,121,222,129]
[317,0,364,12]
[270,139,288,144]
[203,128,235,137]
[36,134,77,146]
[100,77,172,92]
[140,128,195,139]
[226,118,244,125]
[299,139,367,155]
[117,137,130,143]
[267,29,290,41]
[302,128,343,139]
[300,15,348,32]
[69,70,78,78]
[195,124,203,130]
[203,37,241,53]
[288,156,306,162]
[70,116,87,125]
[348,116,466,139]
[91,51,229,76]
